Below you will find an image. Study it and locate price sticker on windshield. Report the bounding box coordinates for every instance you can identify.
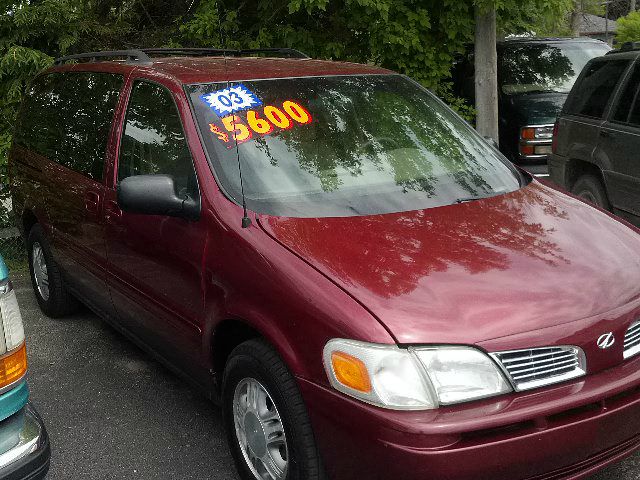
[200,84,262,117]
[208,100,313,148]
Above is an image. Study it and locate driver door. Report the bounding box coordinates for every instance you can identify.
[104,79,206,368]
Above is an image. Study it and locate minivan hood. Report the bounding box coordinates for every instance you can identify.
[258,182,640,345]
[504,92,566,125]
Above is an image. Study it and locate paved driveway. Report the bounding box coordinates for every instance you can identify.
[14,273,239,480]
[9,273,640,479]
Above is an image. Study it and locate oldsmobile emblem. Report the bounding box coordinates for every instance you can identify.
[596,332,615,349]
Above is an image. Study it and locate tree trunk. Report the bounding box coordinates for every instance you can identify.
[474,5,499,142]
[631,0,637,14]
[570,0,581,36]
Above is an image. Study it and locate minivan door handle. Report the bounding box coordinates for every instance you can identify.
[84,191,100,214]
[104,200,122,223]
[599,130,616,138]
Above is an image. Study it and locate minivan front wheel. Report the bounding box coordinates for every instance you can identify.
[233,378,288,479]
[572,174,611,210]
[27,225,78,318]
[222,339,325,480]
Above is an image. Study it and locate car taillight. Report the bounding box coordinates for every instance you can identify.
[0,281,27,388]
[551,121,559,154]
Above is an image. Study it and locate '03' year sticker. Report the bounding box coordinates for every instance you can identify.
[200,84,262,117]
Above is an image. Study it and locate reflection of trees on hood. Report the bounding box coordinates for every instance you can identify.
[270,184,570,299]
[499,45,574,92]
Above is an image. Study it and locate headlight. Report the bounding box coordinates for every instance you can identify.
[323,339,436,409]
[323,339,512,410]
[412,347,512,405]
[0,281,25,353]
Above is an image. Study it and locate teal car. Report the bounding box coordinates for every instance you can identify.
[0,256,49,480]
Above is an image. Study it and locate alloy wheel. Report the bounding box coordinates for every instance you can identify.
[233,378,288,480]
[32,242,50,301]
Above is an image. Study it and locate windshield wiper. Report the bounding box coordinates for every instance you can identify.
[455,195,494,204]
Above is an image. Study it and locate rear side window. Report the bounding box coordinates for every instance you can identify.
[627,91,640,126]
[15,72,123,180]
[117,81,198,199]
[563,60,629,118]
[612,64,640,123]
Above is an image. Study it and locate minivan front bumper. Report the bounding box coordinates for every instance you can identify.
[0,404,49,480]
[300,352,640,480]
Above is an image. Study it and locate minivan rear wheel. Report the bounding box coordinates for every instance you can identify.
[27,225,79,318]
[571,174,611,211]
[222,339,325,480]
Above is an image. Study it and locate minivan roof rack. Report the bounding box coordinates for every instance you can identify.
[54,47,310,65]
[54,50,152,66]
[141,47,310,59]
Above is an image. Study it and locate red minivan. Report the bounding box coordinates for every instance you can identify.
[9,48,640,480]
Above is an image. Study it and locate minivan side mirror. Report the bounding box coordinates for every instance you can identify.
[117,174,200,220]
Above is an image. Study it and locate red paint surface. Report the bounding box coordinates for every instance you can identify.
[260,181,640,350]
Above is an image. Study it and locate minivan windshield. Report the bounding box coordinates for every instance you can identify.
[187,74,521,217]
[499,42,610,95]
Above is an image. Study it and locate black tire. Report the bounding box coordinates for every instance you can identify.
[27,224,79,318]
[222,339,325,480]
[572,174,611,211]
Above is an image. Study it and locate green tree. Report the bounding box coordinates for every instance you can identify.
[180,1,574,109]
[0,0,82,226]
[617,11,640,44]
[0,0,194,226]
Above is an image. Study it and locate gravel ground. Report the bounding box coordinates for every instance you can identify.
[9,272,640,479]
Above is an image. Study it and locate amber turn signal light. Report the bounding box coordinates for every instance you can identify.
[331,351,372,393]
[0,343,27,389]
[520,127,536,140]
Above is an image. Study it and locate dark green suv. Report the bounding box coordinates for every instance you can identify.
[550,44,640,226]
[454,37,610,176]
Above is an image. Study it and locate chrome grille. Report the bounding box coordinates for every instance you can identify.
[491,346,586,391]
[624,320,640,360]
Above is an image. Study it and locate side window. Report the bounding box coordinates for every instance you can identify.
[118,81,198,198]
[564,60,629,119]
[612,65,640,123]
[628,93,640,126]
[15,72,122,180]
[14,74,59,160]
